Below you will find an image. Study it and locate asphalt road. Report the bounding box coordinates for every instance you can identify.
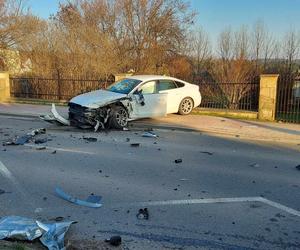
[0,115,300,250]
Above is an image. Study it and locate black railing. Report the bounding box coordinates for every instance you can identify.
[197,80,259,111]
[276,74,300,123]
[10,77,115,101]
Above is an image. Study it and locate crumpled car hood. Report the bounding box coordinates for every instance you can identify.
[69,89,127,109]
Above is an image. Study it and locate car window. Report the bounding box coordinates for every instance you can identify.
[175,81,185,88]
[139,81,157,94]
[106,78,142,94]
[158,80,177,91]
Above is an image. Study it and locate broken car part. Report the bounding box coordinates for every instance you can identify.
[136,208,149,220]
[55,187,102,208]
[105,235,122,246]
[142,132,158,138]
[0,216,74,250]
[130,143,140,147]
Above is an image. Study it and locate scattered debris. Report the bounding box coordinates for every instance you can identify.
[249,163,260,168]
[0,189,5,195]
[174,159,182,164]
[55,187,102,208]
[200,151,213,155]
[0,216,74,250]
[51,150,57,154]
[142,131,158,138]
[3,128,46,146]
[83,137,97,142]
[123,127,129,131]
[296,165,300,171]
[126,138,130,142]
[36,146,46,150]
[105,235,122,246]
[136,208,149,220]
[130,143,140,147]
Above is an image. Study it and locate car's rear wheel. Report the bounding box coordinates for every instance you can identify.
[178,97,193,115]
[109,106,128,129]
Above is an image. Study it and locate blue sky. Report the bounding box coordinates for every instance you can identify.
[28,0,300,42]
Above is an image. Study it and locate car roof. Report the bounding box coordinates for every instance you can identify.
[127,75,186,82]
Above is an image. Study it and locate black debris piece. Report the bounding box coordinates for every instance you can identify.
[0,189,5,195]
[34,138,48,144]
[83,137,97,142]
[296,165,300,171]
[51,150,57,154]
[200,151,213,156]
[50,216,64,222]
[174,159,182,164]
[136,208,149,220]
[126,138,130,142]
[130,143,140,147]
[105,235,122,246]
[36,146,46,150]
[249,163,259,168]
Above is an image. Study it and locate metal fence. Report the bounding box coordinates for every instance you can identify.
[197,80,259,111]
[10,76,114,101]
[276,74,300,123]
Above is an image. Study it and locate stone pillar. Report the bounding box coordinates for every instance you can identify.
[258,74,279,121]
[0,72,10,102]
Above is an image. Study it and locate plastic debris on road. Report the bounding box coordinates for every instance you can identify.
[142,131,158,138]
[55,187,102,208]
[130,143,140,147]
[0,216,74,250]
[36,220,74,250]
[0,216,42,241]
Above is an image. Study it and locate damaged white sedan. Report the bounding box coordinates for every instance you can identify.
[44,75,201,130]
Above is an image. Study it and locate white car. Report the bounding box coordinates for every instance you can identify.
[51,75,201,129]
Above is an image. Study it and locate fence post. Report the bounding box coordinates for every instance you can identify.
[0,72,10,102]
[57,71,61,100]
[258,74,279,121]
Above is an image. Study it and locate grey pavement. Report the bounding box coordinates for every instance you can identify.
[0,115,300,249]
[1,102,300,144]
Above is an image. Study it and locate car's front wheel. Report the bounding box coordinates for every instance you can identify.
[109,106,128,129]
[178,97,194,115]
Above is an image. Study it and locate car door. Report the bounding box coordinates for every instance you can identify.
[130,80,168,119]
[157,79,183,113]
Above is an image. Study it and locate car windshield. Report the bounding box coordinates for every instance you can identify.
[106,78,142,94]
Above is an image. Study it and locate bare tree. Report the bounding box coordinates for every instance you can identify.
[282,29,300,73]
[188,27,211,75]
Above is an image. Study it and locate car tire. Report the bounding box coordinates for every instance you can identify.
[178,97,194,115]
[109,106,128,129]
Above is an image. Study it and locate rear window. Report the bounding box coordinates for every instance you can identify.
[158,80,177,91]
[175,81,185,88]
